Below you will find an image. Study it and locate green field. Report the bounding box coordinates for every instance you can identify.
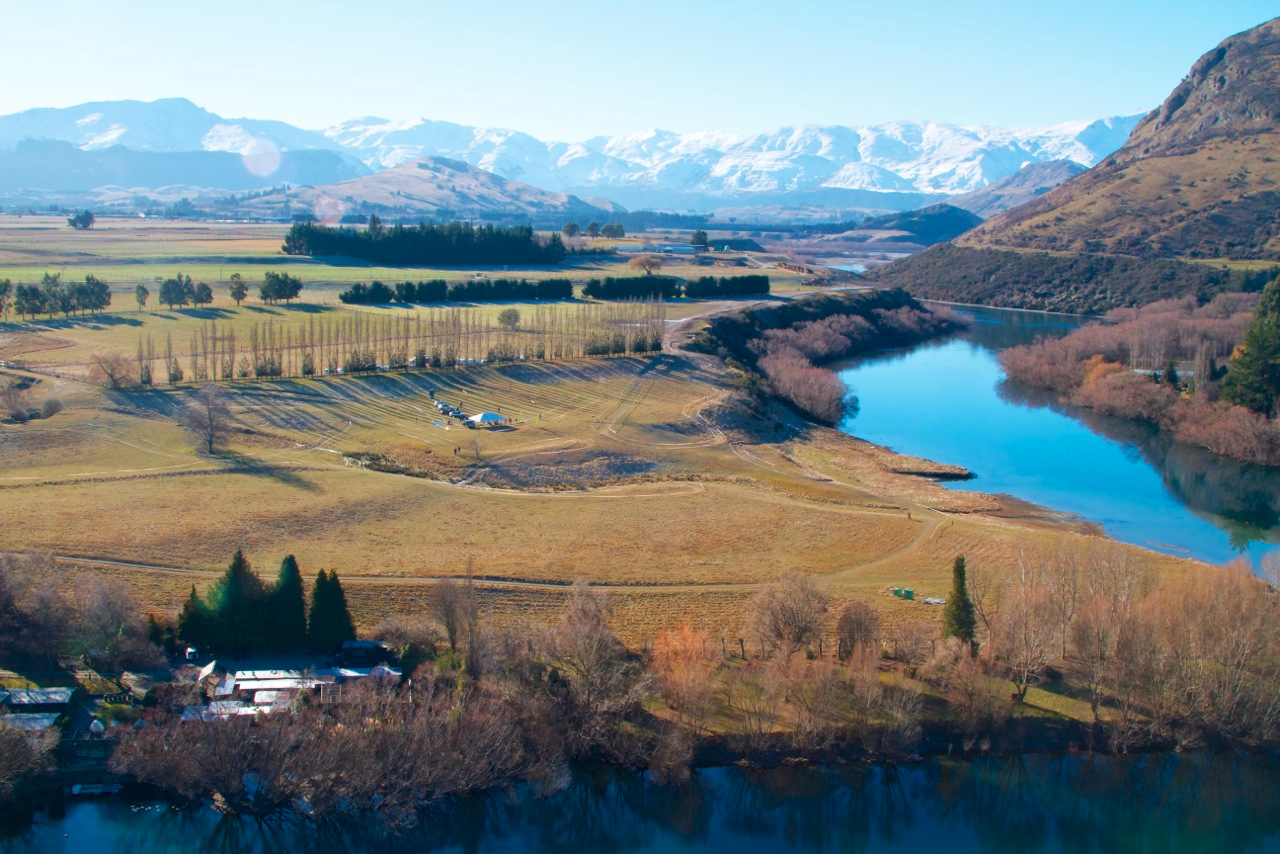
[0,215,814,293]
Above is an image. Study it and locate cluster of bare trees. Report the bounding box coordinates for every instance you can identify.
[960,540,1280,749]
[642,573,921,755]
[115,303,669,389]
[0,719,57,799]
[716,297,965,426]
[80,546,1280,821]
[113,675,532,823]
[0,554,165,671]
[998,293,1280,465]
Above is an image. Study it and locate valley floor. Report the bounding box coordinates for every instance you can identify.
[0,322,1194,645]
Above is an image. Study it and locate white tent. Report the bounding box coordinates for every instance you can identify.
[467,412,509,425]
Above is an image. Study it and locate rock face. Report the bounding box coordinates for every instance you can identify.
[962,18,1280,260]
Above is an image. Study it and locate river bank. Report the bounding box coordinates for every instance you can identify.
[835,302,1280,564]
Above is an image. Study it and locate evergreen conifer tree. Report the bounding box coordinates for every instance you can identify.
[307,570,330,651]
[269,555,308,649]
[176,584,208,647]
[308,570,357,652]
[1223,275,1280,415]
[941,555,977,649]
[209,549,267,651]
[328,571,356,646]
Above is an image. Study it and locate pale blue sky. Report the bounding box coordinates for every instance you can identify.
[7,1,1275,139]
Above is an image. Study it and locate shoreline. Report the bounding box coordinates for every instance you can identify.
[5,731,1269,828]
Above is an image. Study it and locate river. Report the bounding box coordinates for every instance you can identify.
[836,305,1280,566]
[4,752,1279,852]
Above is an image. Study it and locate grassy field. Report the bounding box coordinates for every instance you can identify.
[0,218,1201,645]
[0,215,814,293]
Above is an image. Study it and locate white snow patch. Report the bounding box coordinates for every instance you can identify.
[80,124,126,149]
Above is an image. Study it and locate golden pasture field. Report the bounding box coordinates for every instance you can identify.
[0,219,1198,644]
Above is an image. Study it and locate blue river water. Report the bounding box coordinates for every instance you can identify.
[4,753,1280,853]
[837,305,1280,566]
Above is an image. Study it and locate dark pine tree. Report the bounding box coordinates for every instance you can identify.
[269,555,308,649]
[176,585,209,648]
[208,549,268,651]
[941,555,977,649]
[1223,275,1280,416]
[307,570,330,651]
[308,570,357,652]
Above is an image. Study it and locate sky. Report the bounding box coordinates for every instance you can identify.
[5,1,1276,140]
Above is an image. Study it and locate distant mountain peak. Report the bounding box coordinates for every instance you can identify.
[0,96,1145,215]
[964,17,1280,261]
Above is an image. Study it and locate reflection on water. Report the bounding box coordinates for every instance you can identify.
[4,753,1279,853]
[997,380,1280,553]
[838,305,1280,565]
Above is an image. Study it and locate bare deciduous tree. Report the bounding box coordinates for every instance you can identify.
[987,584,1057,702]
[779,653,844,749]
[180,384,233,454]
[428,579,466,651]
[73,577,166,670]
[747,572,828,654]
[650,623,716,733]
[544,581,653,760]
[1070,594,1120,725]
[724,662,781,742]
[87,350,136,390]
[835,600,879,659]
[1045,543,1083,659]
[0,721,57,797]
[923,638,1006,749]
[887,619,934,673]
[967,556,1001,638]
[0,384,29,422]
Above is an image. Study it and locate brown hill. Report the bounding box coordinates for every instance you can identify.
[239,156,612,221]
[950,160,1086,219]
[962,18,1280,261]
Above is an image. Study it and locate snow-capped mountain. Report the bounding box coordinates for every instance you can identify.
[0,98,1142,212]
[0,98,355,160]
[323,115,1140,201]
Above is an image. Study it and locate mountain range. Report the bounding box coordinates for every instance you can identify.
[0,97,1140,216]
[870,17,1280,312]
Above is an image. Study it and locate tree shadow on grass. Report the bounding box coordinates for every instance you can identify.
[279,303,336,314]
[1,314,144,332]
[243,306,283,315]
[175,307,236,320]
[215,450,321,493]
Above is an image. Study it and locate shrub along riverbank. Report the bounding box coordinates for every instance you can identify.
[688,288,966,424]
[3,533,1280,825]
[1000,280,1280,467]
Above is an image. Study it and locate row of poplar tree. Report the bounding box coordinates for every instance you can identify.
[176,551,356,654]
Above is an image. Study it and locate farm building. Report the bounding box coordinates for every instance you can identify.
[2,713,60,732]
[3,688,74,712]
